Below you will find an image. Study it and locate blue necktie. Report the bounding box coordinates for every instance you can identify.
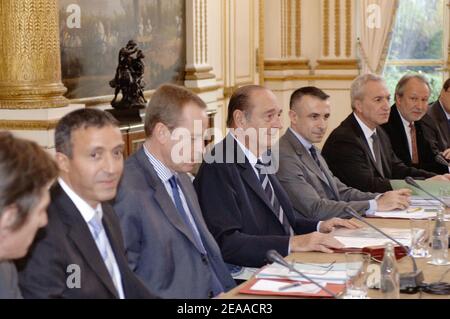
[168,175,224,297]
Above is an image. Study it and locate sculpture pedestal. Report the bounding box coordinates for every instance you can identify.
[106,108,143,125]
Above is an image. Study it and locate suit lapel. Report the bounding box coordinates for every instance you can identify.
[229,134,275,214]
[135,148,205,253]
[350,114,385,177]
[285,130,339,199]
[54,185,119,298]
[391,105,411,162]
[433,102,450,147]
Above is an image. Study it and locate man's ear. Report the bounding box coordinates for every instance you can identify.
[55,152,70,174]
[154,122,170,144]
[395,94,401,106]
[289,109,298,124]
[354,100,363,114]
[233,110,247,128]
[0,205,19,230]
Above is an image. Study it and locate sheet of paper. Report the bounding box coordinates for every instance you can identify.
[334,236,410,248]
[256,262,347,283]
[372,210,437,220]
[331,227,412,248]
[251,279,321,294]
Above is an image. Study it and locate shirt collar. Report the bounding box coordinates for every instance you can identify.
[439,100,450,120]
[397,108,413,129]
[353,113,377,140]
[289,127,313,151]
[230,132,259,168]
[143,143,175,183]
[58,178,102,224]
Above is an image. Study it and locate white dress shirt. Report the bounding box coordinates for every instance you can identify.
[353,113,378,161]
[58,178,125,299]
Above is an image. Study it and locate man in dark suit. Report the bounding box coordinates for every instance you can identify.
[16,109,154,299]
[0,133,58,299]
[382,74,449,174]
[428,78,450,155]
[194,85,359,268]
[277,86,410,220]
[114,84,235,298]
[322,74,450,193]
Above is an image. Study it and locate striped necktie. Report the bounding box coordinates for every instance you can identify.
[256,160,294,236]
[88,211,122,298]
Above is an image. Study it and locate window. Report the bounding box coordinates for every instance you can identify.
[383,0,448,101]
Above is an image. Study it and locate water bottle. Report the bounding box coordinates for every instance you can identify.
[431,209,449,265]
[380,243,400,299]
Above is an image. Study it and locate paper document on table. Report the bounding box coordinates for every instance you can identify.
[256,261,347,283]
[332,227,411,248]
[372,210,437,220]
[251,279,322,294]
[410,197,442,207]
[391,180,450,197]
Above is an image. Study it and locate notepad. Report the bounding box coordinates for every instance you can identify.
[251,279,322,294]
[239,278,345,298]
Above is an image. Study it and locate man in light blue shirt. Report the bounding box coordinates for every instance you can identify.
[277,86,411,220]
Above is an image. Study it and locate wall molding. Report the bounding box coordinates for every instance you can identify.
[0,119,58,130]
[264,59,310,70]
[316,59,359,70]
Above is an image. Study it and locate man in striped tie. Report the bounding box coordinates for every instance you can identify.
[194,85,359,269]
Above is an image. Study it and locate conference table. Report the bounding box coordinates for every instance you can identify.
[221,218,450,299]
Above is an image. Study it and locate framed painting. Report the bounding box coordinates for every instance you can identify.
[58,0,186,102]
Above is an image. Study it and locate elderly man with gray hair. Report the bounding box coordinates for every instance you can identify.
[322,73,450,193]
[381,74,450,174]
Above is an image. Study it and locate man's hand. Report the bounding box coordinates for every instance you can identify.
[317,217,361,234]
[289,232,344,253]
[427,174,450,182]
[442,149,450,160]
[376,189,411,211]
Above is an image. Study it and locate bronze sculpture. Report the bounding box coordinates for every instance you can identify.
[110,40,147,109]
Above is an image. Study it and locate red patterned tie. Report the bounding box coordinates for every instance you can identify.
[410,122,419,164]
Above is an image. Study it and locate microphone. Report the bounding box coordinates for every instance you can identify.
[343,206,424,290]
[435,153,450,167]
[266,250,338,298]
[405,176,450,209]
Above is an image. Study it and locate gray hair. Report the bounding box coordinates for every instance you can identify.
[350,73,385,110]
[395,73,431,98]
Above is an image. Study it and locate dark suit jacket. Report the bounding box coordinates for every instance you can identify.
[276,129,378,220]
[428,100,450,150]
[16,184,155,299]
[322,113,436,193]
[194,134,318,268]
[381,104,447,174]
[113,147,235,299]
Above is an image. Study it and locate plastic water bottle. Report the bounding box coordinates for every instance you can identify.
[431,209,449,265]
[380,243,400,299]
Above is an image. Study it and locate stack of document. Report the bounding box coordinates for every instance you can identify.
[256,261,347,283]
[331,227,413,248]
[239,262,347,297]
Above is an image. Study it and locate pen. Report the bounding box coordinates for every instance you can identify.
[407,207,422,213]
[278,282,302,291]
